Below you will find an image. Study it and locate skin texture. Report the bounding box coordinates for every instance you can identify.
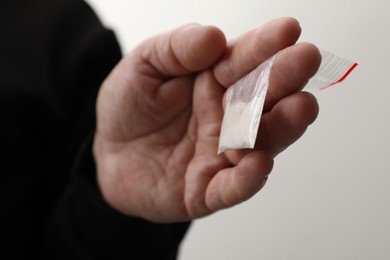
[93,17,321,223]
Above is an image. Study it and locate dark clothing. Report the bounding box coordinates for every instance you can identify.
[0,0,190,259]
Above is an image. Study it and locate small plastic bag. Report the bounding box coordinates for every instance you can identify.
[218,49,357,154]
[218,55,276,154]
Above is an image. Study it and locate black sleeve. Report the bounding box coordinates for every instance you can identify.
[0,0,190,257]
[32,0,191,259]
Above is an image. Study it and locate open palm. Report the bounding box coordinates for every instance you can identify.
[93,17,321,223]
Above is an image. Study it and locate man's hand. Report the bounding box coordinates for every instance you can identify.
[93,17,321,222]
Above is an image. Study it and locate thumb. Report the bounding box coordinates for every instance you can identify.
[133,24,227,77]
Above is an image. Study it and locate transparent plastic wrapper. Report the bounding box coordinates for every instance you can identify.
[218,55,275,154]
[306,49,358,90]
[218,49,357,154]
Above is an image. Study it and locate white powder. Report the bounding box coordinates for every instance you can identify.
[217,54,275,154]
[218,100,261,153]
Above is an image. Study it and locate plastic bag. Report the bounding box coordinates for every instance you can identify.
[218,55,275,154]
[218,49,357,154]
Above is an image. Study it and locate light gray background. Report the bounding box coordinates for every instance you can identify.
[86,0,390,259]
